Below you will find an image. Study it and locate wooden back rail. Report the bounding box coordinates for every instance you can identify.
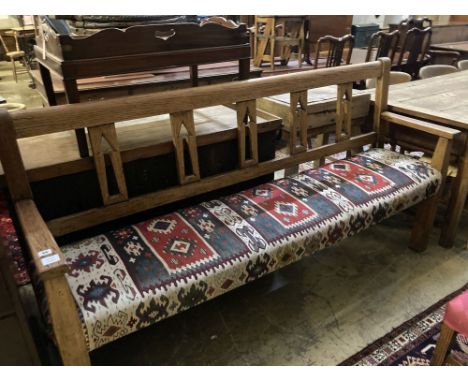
[0,58,460,365]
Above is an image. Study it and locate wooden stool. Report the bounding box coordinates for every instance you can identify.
[431,290,468,365]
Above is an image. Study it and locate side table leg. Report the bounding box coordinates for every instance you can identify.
[63,78,89,158]
[38,63,57,106]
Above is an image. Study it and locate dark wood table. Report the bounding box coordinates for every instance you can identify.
[373,70,468,247]
[430,41,468,60]
[34,19,253,158]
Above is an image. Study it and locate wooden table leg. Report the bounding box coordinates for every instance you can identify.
[190,65,198,87]
[38,63,57,106]
[239,58,250,80]
[63,78,89,158]
[304,19,312,65]
[440,134,468,248]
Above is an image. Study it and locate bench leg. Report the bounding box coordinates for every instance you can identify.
[409,195,439,252]
[431,322,456,366]
[45,277,91,365]
[410,136,452,252]
[439,137,468,248]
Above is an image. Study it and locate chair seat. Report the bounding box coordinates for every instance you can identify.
[444,290,468,337]
[6,51,25,58]
[61,148,441,351]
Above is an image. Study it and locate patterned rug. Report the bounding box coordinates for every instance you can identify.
[340,284,468,366]
[0,190,30,286]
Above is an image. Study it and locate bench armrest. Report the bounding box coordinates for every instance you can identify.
[15,199,68,281]
[381,111,460,140]
[14,199,90,364]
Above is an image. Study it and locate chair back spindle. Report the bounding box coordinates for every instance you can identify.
[366,30,400,63]
[314,34,354,69]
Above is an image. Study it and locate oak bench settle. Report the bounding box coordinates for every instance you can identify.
[0,58,459,365]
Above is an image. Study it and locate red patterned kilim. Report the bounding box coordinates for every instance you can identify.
[61,149,441,351]
[241,184,317,228]
[326,161,393,195]
[134,213,219,273]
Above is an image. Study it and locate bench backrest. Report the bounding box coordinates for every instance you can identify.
[0,58,391,237]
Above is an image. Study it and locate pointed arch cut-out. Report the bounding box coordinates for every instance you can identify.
[236,100,259,168]
[336,83,353,142]
[170,110,200,185]
[88,123,128,205]
[289,90,308,154]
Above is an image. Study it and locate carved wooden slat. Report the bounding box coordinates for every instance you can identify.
[289,90,308,154]
[88,123,128,205]
[336,83,353,142]
[236,100,259,168]
[170,110,200,185]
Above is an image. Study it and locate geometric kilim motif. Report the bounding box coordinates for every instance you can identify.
[62,148,441,351]
[134,213,219,273]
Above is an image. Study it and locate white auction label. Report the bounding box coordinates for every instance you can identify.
[41,254,61,266]
[37,248,53,258]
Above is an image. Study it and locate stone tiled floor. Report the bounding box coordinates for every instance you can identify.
[0,61,467,365]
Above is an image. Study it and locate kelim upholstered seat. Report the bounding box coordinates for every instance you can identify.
[61,148,441,351]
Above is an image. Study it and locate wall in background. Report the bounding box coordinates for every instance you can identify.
[352,15,409,29]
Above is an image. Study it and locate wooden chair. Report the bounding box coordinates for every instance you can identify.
[0,32,28,82]
[397,17,432,50]
[396,27,432,79]
[431,290,468,366]
[253,16,306,70]
[313,34,354,69]
[458,59,468,71]
[419,64,458,79]
[366,71,411,88]
[366,30,400,63]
